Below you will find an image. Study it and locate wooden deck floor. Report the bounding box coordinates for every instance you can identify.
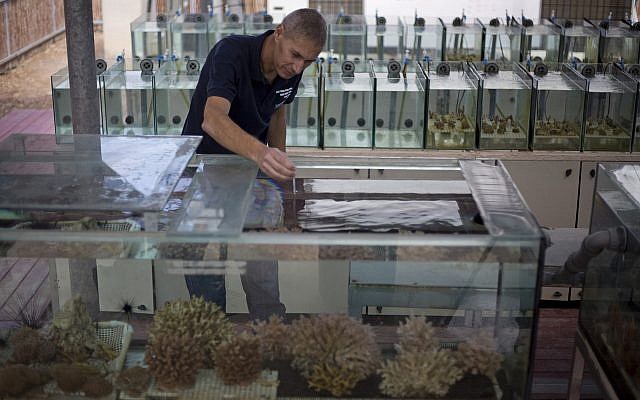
[0,108,55,142]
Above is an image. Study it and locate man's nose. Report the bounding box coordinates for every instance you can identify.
[293,59,305,74]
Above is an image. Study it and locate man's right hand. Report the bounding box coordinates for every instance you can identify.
[258,147,296,181]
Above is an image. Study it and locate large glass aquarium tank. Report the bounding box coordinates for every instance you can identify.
[425,61,480,150]
[579,163,640,399]
[581,63,635,152]
[131,13,170,60]
[590,19,640,64]
[366,14,405,61]
[245,13,276,36]
[480,17,522,63]
[556,19,600,63]
[169,12,215,60]
[327,14,367,64]
[404,15,444,62]
[527,62,587,151]
[101,59,157,136]
[475,61,533,150]
[441,16,484,62]
[51,59,108,138]
[371,60,426,149]
[214,10,245,40]
[515,17,561,63]
[286,63,322,148]
[322,60,374,148]
[0,132,545,399]
[155,57,202,135]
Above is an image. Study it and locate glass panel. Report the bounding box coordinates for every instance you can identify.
[286,72,321,148]
[366,15,405,61]
[520,19,562,63]
[598,22,640,65]
[328,14,366,64]
[559,21,599,64]
[0,134,200,213]
[482,18,522,63]
[403,16,443,62]
[580,163,640,399]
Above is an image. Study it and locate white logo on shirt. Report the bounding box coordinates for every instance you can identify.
[275,87,293,99]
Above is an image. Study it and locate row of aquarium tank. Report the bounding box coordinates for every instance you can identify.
[132,8,640,68]
[53,56,640,152]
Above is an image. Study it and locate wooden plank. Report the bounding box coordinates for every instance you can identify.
[0,259,49,322]
[0,109,33,137]
[53,0,64,30]
[17,109,54,134]
[0,258,19,282]
[8,109,51,135]
[0,258,38,309]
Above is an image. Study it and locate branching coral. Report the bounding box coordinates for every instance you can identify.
[380,348,463,398]
[81,375,113,398]
[455,333,503,380]
[144,334,206,390]
[51,363,101,393]
[251,315,290,361]
[148,296,231,367]
[289,314,380,397]
[396,315,439,351]
[379,316,463,398]
[115,366,152,397]
[50,297,96,362]
[214,332,263,386]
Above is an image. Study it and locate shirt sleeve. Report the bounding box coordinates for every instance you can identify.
[206,40,239,102]
[284,74,304,105]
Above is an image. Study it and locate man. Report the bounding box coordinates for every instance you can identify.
[182,8,327,180]
[181,9,326,320]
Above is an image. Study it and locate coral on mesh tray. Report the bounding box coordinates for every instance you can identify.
[214,332,263,386]
[251,315,291,361]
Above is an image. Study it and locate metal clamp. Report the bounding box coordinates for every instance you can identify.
[140,58,154,75]
[341,60,355,78]
[436,62,450,76]
[484,62,500,75]
[96,59,107,75]
[581,64,596,78]
[533,62,548,77]
[387,60,401,79]
[186,59,200,75]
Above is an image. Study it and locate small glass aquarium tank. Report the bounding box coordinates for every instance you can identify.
[101,58,157,136]
[322,59,374,148]
[155,57,202,135]
[513,16,561,63]
[327,13,367,64]
[556,19,600,63]
[131,13,170,60]
[475,61,533,150]
[286,62,322,148]
[403,15,444,63]
[480,17,522,63]
[589,18,640,64]
[51,59,108,138]
[170,12,215,60]
[580,63,635,152]
[580,162,640,399]
[366,14,405,61]
[371,60,426,149]
[244,12,276,36]
[214,8,244,40]
[440,14,484,62]
[424,60,480,150]
[525,61,587,151]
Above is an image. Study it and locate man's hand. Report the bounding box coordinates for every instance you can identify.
[258,147,296,181]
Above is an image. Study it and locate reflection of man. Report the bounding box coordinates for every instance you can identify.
[185,179,286,320]
[182,8,327,181]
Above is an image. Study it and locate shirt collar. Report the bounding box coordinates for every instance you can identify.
[250,30,275,83]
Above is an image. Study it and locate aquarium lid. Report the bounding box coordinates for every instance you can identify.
[460,160,542,237]
[0,134,201,213]
[170,155,257,236]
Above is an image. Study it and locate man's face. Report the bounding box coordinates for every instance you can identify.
[274,25,322,79]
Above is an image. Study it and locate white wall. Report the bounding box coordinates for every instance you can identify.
[364,0,541,20]
[102,0,146,61]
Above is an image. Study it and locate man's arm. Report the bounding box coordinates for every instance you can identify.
[202,96,295,180]
[267,105,287,151]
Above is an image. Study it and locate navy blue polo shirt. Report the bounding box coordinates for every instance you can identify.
[182,30,302,154]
